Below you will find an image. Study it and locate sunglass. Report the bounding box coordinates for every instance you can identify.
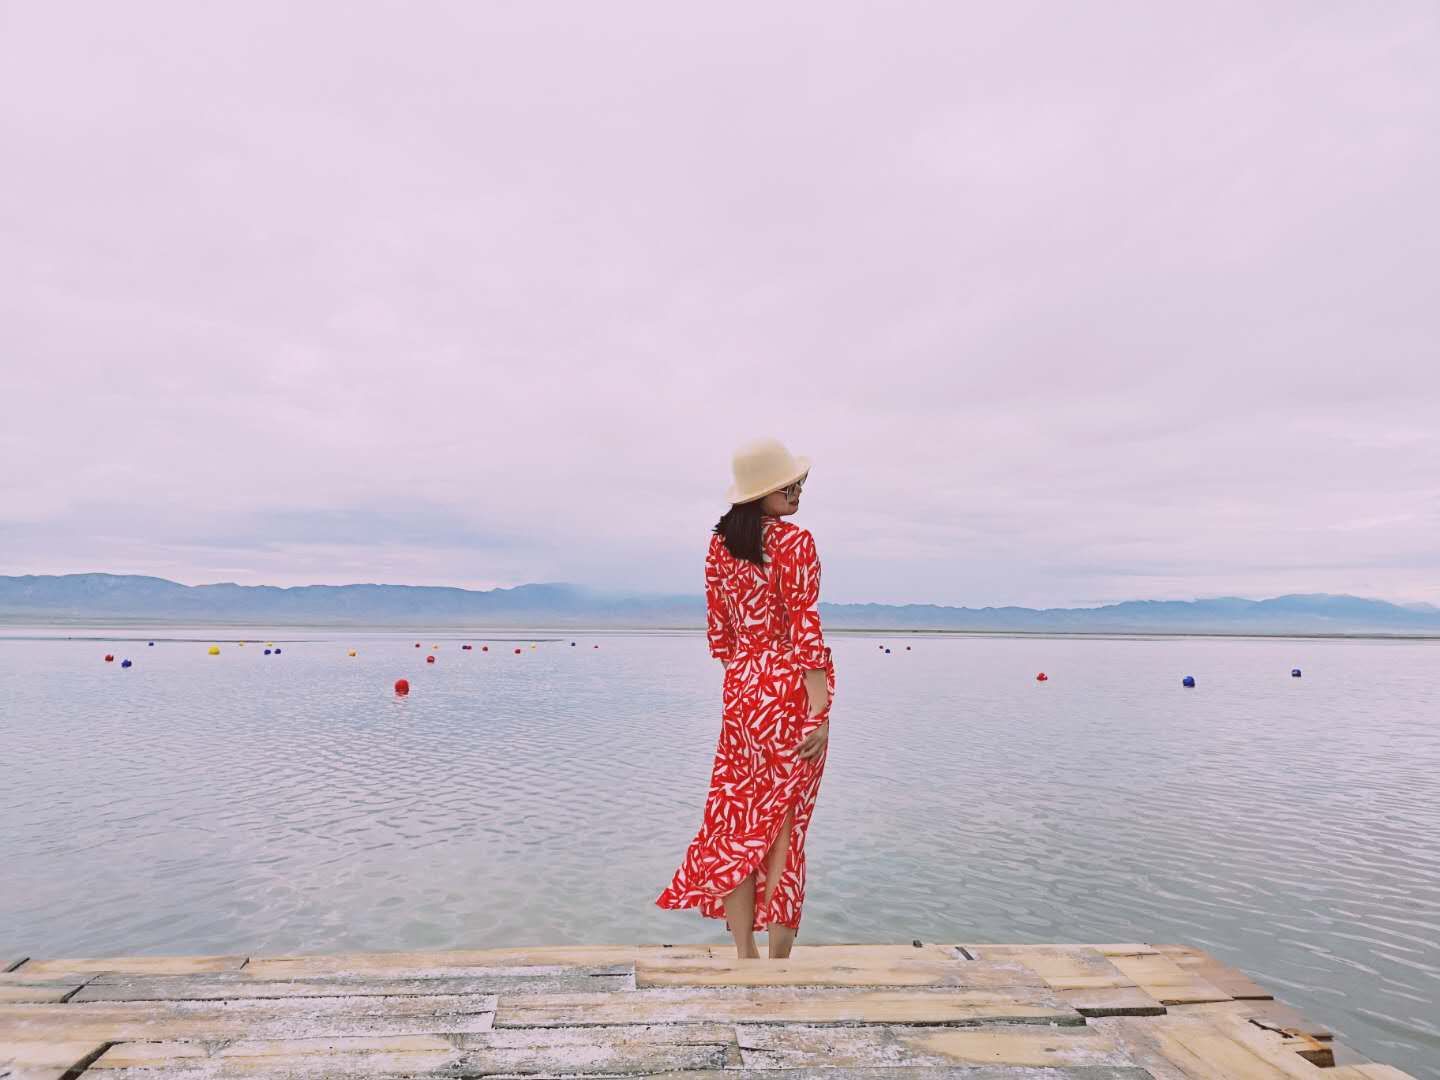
[779,476,807,499]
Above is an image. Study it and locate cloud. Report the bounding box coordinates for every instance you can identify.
[2,1,1437,606]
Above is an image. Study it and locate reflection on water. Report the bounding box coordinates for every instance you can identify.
[2,627,1438,1075]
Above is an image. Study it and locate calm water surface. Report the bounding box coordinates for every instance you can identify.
[2,626,1438,1075]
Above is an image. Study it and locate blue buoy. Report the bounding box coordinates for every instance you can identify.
[264,648,272,655]
[147,641,155,647]
[1182,675,1196,688]
[1291,668,1302,678]
[120,659,132,668]
[885,648,891,654]
[274,648,282,655]
[571,641,576,646]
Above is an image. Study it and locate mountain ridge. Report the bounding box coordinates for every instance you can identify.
[3,573,1438,634]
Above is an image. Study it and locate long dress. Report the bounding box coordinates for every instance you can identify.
[655,514,836,935]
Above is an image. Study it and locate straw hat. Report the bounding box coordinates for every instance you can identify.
[725,437,811,504]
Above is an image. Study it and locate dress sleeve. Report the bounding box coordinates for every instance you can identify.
[777,528,832,671]
[704,535,736,663]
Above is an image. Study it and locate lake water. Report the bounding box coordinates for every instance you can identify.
[2,626,1438,1075]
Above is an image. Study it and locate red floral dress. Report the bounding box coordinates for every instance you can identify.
[655,515,836,934]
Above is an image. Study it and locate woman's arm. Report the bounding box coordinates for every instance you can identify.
[705,536,736,665]
[778,528,832,719]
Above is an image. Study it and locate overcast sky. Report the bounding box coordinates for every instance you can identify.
[2,2,1436,608]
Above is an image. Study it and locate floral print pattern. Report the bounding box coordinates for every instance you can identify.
[656,515,835,934]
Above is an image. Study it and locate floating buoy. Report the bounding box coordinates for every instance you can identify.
[530,644,537,650]
[394,678,410,695]
[426,655,436,664]
[266,642,274,647]
[462,644,472,650]
[238,642,244,647]
[593,644,599,649]
[120,659,132,668]
[347,650,357,657]
[906,646,911,651]
[273,648,282,655]
[481,645,489,652]
[148,641,155,647]
[514,647,522,655]
[208,645,220,655]
[1182,675,1196,688]
[264,649,272,655]
[571,641,576,647]
[884,647,891,654]
[1291,668,1302,678]
[104,654,114,662]
[415,643,421,648]
[1036,672,1048,682]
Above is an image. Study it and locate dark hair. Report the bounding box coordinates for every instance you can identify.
[714,500,766,566]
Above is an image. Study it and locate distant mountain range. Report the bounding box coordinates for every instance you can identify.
[2,573,1438,635]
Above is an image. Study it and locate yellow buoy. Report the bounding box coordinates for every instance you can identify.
[266,642,274,647]
[347,649,357,657]
[208,645,220,655]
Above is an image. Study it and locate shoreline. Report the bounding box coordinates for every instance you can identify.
[3,619,1439,642]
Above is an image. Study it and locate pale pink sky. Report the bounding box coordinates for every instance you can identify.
[2,2,1437,607]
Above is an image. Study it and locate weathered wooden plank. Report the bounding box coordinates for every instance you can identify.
[557,1069,1158,1080]
[1088,1013,1283,1079]
[243,944,714,977]
[637,955,1046,989]
[17,954,247,977]
[240,942,946,979]
[1169,998,1332,1040]
[72,966,632,1002]
[495,985,1085,1028]
[91,1025,741,1077]
[0,983,83,1004]
[1152,944,1275,1000]
[959,944,1160,958]
[1101,952,1232,1006]
[1056,987,1166,1017]
[962,946,1165,1017]
[735,1022,1135,1068]
[964,946,1139,991]
[1200,1008,1337,1072]
[0,1038,110,1080]
[0,993,497,1042]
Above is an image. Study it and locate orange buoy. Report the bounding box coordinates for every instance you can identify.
[1036,672,1048,682]
[104,654,114,662]
[394,678,410,695]
[426,655,436,664]
[347,649,357,657]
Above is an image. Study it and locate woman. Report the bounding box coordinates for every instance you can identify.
[655,437,836,960]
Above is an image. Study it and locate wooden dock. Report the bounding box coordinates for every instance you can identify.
[0,942,1414,1079]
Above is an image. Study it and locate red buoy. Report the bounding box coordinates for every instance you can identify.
[414,643,421,648]
[394,678,410,695]
[426,655,436,664]
[1036,672,1048,682]
[481,645,488,652]
[462,644,472,650]
[514,647,522,654]
[104,654,114,662]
